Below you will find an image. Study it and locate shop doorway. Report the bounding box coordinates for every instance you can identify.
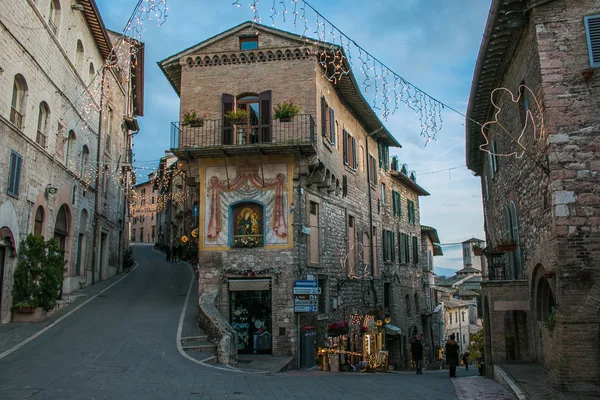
[229,282,272,354]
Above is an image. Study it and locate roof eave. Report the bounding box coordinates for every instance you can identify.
[390,171,430,196]
[80,0,112,61]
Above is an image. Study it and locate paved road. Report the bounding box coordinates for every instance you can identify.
[0,245,506,400]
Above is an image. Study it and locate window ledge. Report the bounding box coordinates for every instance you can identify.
[344,165,358,175]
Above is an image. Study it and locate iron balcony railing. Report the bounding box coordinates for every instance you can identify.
[10,107,23,130]
[170,114,316,151]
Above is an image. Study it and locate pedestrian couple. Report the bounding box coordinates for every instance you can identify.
[410,333,424,374]
[165,242,183,263]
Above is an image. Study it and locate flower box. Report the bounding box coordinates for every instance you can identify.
[496,241,516,252]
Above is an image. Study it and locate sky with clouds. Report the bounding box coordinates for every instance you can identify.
[96,0,491,272]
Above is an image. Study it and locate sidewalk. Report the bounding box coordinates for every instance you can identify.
[0,269,129,357]
[453,375,516,400]
[500,364,599,400]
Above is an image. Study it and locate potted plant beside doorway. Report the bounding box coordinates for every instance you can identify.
[11,234,66,322]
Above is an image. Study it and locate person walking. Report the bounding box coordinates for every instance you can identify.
[411,333,424,374]
[165,245,171,262]
[170,243,176,263]
[462,351,470,371]
[177,243,183,264]
[445,333,460,378]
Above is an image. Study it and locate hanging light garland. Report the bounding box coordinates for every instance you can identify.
[232,0,444,143]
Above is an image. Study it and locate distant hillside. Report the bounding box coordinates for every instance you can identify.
[434,267,458,278]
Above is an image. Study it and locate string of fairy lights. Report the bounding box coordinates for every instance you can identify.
[32,1,170,203]
[232,0,446,144]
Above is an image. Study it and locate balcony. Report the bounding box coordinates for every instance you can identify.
[36,130,47,148]
[10,107,23,130]
[169,114,316,158]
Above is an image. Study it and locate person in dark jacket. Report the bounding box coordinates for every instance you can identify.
[462,351,470,371]
[165,245,171,262]
[445,333,460,378]
[411,333,424,374]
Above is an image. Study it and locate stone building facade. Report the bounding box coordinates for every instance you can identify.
[0,0,142,323]
[131,179,157,243]
[160,22,432,367]
[466,0,600,393]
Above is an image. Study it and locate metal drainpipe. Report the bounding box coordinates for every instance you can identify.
[91,66,107,285]
[365,127,383,306]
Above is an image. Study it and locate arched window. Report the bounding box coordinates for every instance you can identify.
[48,0,60,35]
[54,204,70,250]
[75,40,84,73]
[34,206,45,237]
[88,63,95,84]
[536,277,555,321]
[65,130,77,167]
[231,202,264,248]
[80,145,90,179]
[10,74,28,129]
[37,102,50,148]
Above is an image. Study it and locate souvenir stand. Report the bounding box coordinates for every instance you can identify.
[317,312,390,372]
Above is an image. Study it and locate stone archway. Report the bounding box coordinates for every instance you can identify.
[0,200,20,323]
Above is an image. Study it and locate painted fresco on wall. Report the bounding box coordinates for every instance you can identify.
[203,163,289,248]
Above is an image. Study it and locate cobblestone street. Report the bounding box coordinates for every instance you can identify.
[0,246,514,399]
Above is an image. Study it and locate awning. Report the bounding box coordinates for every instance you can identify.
[228,279,270,292]
[385,324,402,336]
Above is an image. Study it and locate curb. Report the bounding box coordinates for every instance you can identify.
[494,365,527,400]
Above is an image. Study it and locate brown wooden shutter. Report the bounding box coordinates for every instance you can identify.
[222,93,234,145]
[259,90,271,142]
[329,108,335,143]
[343,129,348,165]
[351,137,357,169]
[321,96,327,137]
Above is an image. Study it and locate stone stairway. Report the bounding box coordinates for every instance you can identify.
[180,335,217,363]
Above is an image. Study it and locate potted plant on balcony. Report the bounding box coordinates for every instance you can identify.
[273,100,300,122]
[225,109,250,125]
[495,239,516,252]
[182,110,205,127]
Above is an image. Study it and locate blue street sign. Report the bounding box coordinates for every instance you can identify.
[192,205,199,217]
[294,280,317,287]
[295,305,318,313]
[293,287,321,295]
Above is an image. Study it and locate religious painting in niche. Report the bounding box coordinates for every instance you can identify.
[203,162,290,248]
[232,202,264,248]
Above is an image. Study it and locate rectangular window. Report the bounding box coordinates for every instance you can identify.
[368,154,378,185]
[381,183,386,204]
[584,15,600,68]
[309,201,319,265]
[239,36,258,50]
[343,130,356,169]
[407,200,416,224]
[321,97,335,144]
[399,233,410,264]
[342,175,348,197]
[347,214,356,275]
[392,190,402,217]
[412,236,419,264]
[378,142,390,170]
[7,150,23,198]
[382,230,395,262]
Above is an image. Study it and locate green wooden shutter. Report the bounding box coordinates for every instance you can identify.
[321,96,327,137]
[329,108,335,144]
[343,130,348,165]
[222,93,234,145]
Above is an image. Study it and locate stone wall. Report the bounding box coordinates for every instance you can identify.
[477,0,600,392]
